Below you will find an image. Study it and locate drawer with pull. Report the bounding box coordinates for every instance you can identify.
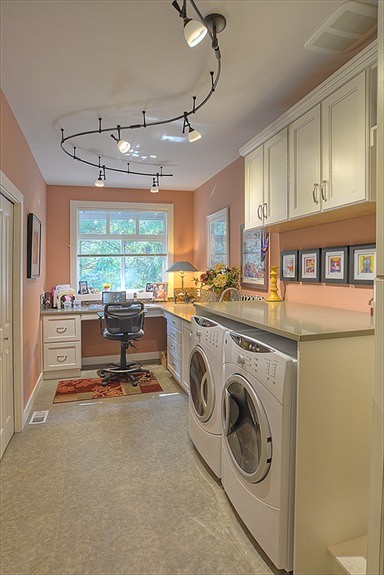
[43,315,81,343]
[164,312,182,331]
[167,324,182,345]
[43,342,81,370]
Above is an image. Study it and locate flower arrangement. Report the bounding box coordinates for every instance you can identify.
[195,263,240,295]
[102,282,111,291]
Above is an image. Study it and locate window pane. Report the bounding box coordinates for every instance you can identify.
[124,255,165,289]
[79,210,107,234]
[79,240,121,254]
[124,241,164,254]
[139,212,165,235]
[110,212,136,235]
[78,256,121,291]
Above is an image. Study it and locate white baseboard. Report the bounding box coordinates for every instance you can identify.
[82,351,161,367]
[22,371,44,428]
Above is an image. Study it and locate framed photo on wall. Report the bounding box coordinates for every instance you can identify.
[240,225,268,291]
[348,244,376,285]
[27,213,41,279]
[280,250,298,282]
[298,248,321,282]
[320,246,348,284]
[206,207,229,268]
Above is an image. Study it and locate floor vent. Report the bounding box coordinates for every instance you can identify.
[29,410,49,424]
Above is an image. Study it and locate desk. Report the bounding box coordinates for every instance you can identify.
[41,303,195,389]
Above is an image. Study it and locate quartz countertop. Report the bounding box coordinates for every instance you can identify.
[193,300,374,341]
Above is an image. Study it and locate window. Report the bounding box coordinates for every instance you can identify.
[70,201,174,292]
[206,207,229,268]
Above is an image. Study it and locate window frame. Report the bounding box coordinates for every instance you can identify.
[70,200,174,297]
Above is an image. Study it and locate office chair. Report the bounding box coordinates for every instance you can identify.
[96,301,151,386]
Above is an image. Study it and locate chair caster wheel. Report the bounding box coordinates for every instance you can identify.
[146,373,151,379]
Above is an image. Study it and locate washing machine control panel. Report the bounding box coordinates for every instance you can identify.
[225,332,296,404]
[191,315,226,357]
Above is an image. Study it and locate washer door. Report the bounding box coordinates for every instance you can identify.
[189,345,215,423]
[222,374,272,483]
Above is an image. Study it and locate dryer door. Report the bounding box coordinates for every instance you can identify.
[189,345,215,423]
[222,374,272,483]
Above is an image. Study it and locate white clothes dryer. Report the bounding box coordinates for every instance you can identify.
[188,315,228,478]
[221,330,297,572]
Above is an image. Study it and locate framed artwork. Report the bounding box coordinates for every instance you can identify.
[152,282,168,301]
[206,207,229,268]
[145,282,154,292]
[280,250,298,282]
[348,244,376,285]
[320,246,348,284]
[240,225,268,291]
[27,213,41,278]
[298,248,321,282]
[78,280,89,294]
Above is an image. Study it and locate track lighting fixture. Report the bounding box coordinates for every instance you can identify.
[150,175,160,193]
[60,1,226,190]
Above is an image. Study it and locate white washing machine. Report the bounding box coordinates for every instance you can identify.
[188,315,228,478]
[221,330,297,572]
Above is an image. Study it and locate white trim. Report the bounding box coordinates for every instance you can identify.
[0,171,24,433]
[69,200,175,293]
[22,371,44,427]
[240,41,377,156]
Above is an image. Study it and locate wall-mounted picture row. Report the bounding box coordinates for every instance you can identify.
[280,244,376,285]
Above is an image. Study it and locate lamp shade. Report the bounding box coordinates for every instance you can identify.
[183,19,208,47]
[166,261,198,273]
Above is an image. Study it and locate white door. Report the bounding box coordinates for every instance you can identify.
[244,145,264,229]
[321,70,367,210]
[263,128,288,225]
[289,105,321,218]
[0,193,14,458]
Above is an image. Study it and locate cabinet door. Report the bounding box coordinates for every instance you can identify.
[289,106,321,218]
[321,71,367,210]
[244,145,264,229]
[263,128,288,224]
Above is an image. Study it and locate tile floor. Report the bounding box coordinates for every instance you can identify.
[0,365,276,575]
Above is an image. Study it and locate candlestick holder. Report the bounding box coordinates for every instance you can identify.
[265,266,283,302]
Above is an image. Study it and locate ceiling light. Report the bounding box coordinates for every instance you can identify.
[150,175,160,193]
[95,172,104,187]
[184,18,207,47]
[60,1,226,188]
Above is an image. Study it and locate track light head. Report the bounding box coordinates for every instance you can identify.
[184,18,208,47]
[150,176,160,193]
[188,127,202,142]
[95,171,105,187]
[117,139,131,153]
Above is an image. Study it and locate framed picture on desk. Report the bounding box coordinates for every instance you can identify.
[152,283,168,301]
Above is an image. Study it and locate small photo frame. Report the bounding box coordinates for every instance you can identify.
[349,244,376,285]
[152,282,168,301]
[299,248,321,282]
[78,280,89,294]
[145,282,154,292]
[240,225,268,291]
[320,246,348,284]
[280,250,298,282]
[27,213,41,278]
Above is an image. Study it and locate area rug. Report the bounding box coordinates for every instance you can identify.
[53,371,163,403]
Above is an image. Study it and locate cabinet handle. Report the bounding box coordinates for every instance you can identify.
[263,202,268,219]
[57,355,68,363]
[320,180,327,201]
[56,326,68,334]
[312,183,319,204]
[257,205,263,221]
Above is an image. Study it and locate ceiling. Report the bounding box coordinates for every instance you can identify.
[0,0,378,192]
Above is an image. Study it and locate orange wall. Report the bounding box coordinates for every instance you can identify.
[0,89,47,407]
[193,156,375,312]
[45,185,194,289]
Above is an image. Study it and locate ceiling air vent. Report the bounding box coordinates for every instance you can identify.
[305,1,377,54]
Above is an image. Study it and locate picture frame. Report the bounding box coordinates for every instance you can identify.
[78,280,89,294]
[348,244,376,285]
[206,207,229,268]
[280,250,298,282]
[145,282,154,292]
[27,213,41,278]
[240,225,268,291]
[152,282,168,301]
[320,246,349,284]
[298,248,321,282]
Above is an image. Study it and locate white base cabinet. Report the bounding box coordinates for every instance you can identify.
[164,311,191,393]
[42,314,81,376]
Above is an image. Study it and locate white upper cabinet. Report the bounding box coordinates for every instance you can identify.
[289,71,368,218]
[244,128,287,229]
[321,71,367,210]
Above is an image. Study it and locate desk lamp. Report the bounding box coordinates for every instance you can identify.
[165,261,198,303]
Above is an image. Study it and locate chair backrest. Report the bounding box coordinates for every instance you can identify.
[103,301,145,336]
